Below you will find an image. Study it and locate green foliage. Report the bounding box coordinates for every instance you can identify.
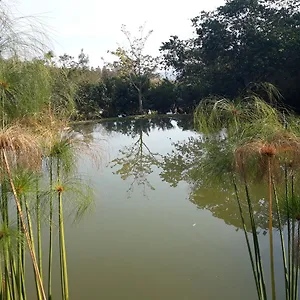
[0,59,52,123]
[191,87,300,299]
[0,3,98,300]
[160,0,300,111]
[0,55,83,124]
[146,79,176,113]
[108,24,158,113]
[74,76,200,118]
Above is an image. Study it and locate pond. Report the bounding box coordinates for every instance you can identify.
[51,117,288,299]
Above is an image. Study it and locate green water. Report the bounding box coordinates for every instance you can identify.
[44,117,287,299]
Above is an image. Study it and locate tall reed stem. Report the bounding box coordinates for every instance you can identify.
[2,150,46,300]
[36,179,43,282]
[59,191,69,300]
[48,158,53,300]
[291,172,295,300]
[294,222,300,300]
[57,158,69,300]
[241,162,267,299]
[267,157,276,300]
[272,180,288,300]
[232,175,261,297]
[285,165,292,298]
[24,196,42,300]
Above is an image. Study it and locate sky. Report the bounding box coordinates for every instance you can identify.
[14,0,225,67]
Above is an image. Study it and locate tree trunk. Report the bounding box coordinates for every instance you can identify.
[138,89,143,114]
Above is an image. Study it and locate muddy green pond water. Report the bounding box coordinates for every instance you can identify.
[32,117,288,300]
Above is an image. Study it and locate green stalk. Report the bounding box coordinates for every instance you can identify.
[48,158,53,300]
[294,221,300,300]
[59,191,69,300]
[9,251,17,300]
[272,180,288,300]
[0,265,2,298]
[2,180,8,227]
[232,175,261,297]
[17,200,26,300]
[2,150,46,300]
[285,165,291,298]
[4,242,11,300]
[57,158,69,300]
[267,157,276,300]
[17,210,22,300]
[20,201,26,300]
[291,172,295,300]
[36,179,43,282]
[57,158,65,299]
[2,181,12,300]
[291,219,295,300]
[242,164,267,299]
[24,196,42,300]
[20,263,26,300]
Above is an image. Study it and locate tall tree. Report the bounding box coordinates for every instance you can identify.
[109,24,158,114]
[160,0,300,109]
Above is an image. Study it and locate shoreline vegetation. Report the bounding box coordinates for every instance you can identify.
[193,87,300,300]
[71,113,191,124]
[0,3,97,300]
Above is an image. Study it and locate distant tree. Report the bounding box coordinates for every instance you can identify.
[58,54,77,69]
[43,50,55,66]
[159,136,270,229]
[77,49,89,70]
[109,24,158,114]
[160,0,300,109]
[146,79,176,113]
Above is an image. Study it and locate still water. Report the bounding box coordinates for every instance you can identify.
[57,117,285,299]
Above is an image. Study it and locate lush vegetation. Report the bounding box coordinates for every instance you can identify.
[161,0,300,111]
[192,86,300,300]
[110,86,300,299]
[0,0,292,121]
[0,3,97,300]
[13,0,296,120]
[1,0,300,298]
[59,0,300,119]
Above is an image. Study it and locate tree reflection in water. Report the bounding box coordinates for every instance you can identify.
[160,136,270,231]
[106,117,188,196]
[106,117,270,231]
[106,117,271,229]
[102,112,300,299]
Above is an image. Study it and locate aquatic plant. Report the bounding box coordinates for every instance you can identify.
[194,83,300,300]
[0,125,46,300]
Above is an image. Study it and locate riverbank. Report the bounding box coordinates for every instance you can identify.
[71,113,192,125]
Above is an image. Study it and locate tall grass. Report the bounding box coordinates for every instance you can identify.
[0,1,97,299]
[0,119,96,300]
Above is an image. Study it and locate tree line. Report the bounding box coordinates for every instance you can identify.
[65,0,300,119]
[5,0,300,120]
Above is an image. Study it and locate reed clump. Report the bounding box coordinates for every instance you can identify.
[194,83,300,300]
[0,2,98,299]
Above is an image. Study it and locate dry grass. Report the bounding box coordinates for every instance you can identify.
[17,110,104,168]
[0,124,42,172]
[234,131,300,183]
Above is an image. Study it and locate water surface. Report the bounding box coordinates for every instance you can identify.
[60,117,283,300]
